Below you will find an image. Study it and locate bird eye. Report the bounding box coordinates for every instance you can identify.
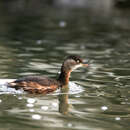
[77,60,80,63]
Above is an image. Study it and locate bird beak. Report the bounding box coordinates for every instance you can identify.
[82,63,89,67]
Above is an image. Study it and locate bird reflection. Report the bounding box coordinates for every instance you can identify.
[58,85,69,115]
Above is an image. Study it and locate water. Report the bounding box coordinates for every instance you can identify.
[0,1,130,130]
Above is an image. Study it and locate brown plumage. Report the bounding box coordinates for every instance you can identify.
[8,55,88,94]
[9,76,59,94]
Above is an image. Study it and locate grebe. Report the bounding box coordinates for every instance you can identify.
[8,55,88,94]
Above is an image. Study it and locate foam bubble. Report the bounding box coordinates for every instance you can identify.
[0,80,24,94]
[68,82,84,94]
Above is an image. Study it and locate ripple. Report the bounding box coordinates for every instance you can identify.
[52,82,85,95]
[0,79,84,95]
[0,6,130,130]
[69,82,85,94]
[28,62,54,70]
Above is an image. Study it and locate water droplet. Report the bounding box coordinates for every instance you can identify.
[101,106,108,111]
[41,106,48,111]
[115,117,121,121]
[26,103,34,107]
[32,114,41,120]
[27,98,36,104]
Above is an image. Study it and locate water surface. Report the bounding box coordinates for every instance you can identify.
[0,2,130,130]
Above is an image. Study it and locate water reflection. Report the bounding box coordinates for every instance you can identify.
[0,0,130,130]
[58,85,69,115]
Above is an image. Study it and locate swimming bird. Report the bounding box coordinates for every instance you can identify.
[8,55,88,94]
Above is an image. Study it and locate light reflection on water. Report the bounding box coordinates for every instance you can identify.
[0,41,130,130]
[0,3,130,130]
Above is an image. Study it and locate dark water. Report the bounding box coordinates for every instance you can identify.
[0,2,130,130]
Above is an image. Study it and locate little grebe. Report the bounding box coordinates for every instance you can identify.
[8,55,88,94]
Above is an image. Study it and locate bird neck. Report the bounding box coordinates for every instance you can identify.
[58,66,71,86]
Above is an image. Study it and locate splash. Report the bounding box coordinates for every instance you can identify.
[52,81,85,95]
[0,79,24,94]
[0,79,84,95]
